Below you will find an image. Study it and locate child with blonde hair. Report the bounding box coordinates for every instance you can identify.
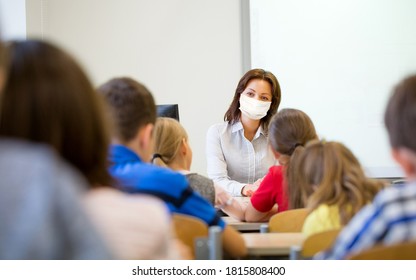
[294,140,385,237]
[153,117,246,221]
[319,74,416,259]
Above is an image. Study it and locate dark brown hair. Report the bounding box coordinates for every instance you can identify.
[384,74,416,152]
[224,68,281,132]
[269,108,318,209]
[98,77,156,143]
[0,40,5,68]
[0,40,112,187]
[0,40,8,93]
[293,140,384,225]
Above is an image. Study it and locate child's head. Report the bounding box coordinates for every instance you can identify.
[384,75,416,178]
[294,140,384,224]
[267,108,318,209]
[0,39,112,186]
[152,117,192,170]
[98,77,156,162]
[268,108,318,164]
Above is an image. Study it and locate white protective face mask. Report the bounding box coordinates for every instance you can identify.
[239,94,272,120]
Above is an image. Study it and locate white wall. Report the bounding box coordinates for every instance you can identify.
[26,0,244,175]
[0,0,26,40]
[249,0,416,178]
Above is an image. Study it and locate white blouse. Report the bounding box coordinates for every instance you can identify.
[206,121,276,197]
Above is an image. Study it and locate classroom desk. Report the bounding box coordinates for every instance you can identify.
[221,196,266,232]
[223,216,265,232]
[242,232,305,258]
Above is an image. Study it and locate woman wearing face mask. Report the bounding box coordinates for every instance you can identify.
[206,69,281,197]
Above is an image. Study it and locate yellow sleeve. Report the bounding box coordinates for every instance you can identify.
[302,204,341,238]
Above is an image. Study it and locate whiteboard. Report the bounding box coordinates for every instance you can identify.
[249,0,416,178]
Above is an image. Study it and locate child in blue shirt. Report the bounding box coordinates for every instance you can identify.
[99,77,246,258]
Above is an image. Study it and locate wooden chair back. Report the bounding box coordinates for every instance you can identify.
[301,228,341,258]
[172,214,208,259]
[347,241,416,260]
[269,208,309,232]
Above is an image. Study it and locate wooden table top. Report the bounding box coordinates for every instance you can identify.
[222,216,266,232]
[242,232,305,256]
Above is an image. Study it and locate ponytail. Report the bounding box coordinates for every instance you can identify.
[286,145,308,209]
[152,153,168,168]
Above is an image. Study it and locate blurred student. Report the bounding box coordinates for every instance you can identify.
[0,140,114,259]
[319,74,416,259]
[0,40,180,259]
[0,39,111,260]
[206,69,281,197]
[244,108,318,222]
[153,117,246,220]
[98,77,247,258]
[294,140,384,238]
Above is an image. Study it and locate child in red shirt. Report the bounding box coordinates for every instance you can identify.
[245,108,318,222]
